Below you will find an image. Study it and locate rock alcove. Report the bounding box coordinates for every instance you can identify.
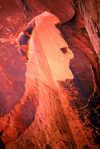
[0,0,100,148]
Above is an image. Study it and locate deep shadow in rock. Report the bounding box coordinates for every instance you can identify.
[88,92,100,108]
[17,18,35,57]
[0,131,5,149]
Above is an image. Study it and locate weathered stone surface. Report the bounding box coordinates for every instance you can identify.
[0,0,100,148]
[0,44,25,117]
[76,0,100,59]
[17,0,75,23]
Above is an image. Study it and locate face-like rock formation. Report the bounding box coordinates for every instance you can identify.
[27,12,74,83]
[0,0,100,149]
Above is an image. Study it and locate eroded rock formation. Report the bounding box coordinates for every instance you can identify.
[76,0,100,59]
[0,0,100,148]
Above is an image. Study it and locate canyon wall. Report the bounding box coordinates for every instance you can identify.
[0,0,100,148]
[76,0,100,60]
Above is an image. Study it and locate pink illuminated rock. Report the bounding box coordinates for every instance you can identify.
[1,12,93,149]
[0,11,73,141]
[0,0,99,148]
[26,12,74,89]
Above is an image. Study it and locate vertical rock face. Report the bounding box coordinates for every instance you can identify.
[18,0,75,23]
[77,0,100,59]
[0,0,100,148]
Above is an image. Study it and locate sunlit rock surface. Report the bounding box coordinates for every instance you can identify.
[0,0,100,148]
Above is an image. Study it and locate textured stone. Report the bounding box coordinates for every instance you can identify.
[18,0,75,23]
[0,0,100,148]
[76,0,100,59]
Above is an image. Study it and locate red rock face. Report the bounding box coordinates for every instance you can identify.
[0,0,100,149]
[76,0,100,97]
[77,0,100,57]
[0,42,26,117]
[17,0,75,23]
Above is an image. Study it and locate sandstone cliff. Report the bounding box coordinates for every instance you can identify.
[0,0,100,149]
